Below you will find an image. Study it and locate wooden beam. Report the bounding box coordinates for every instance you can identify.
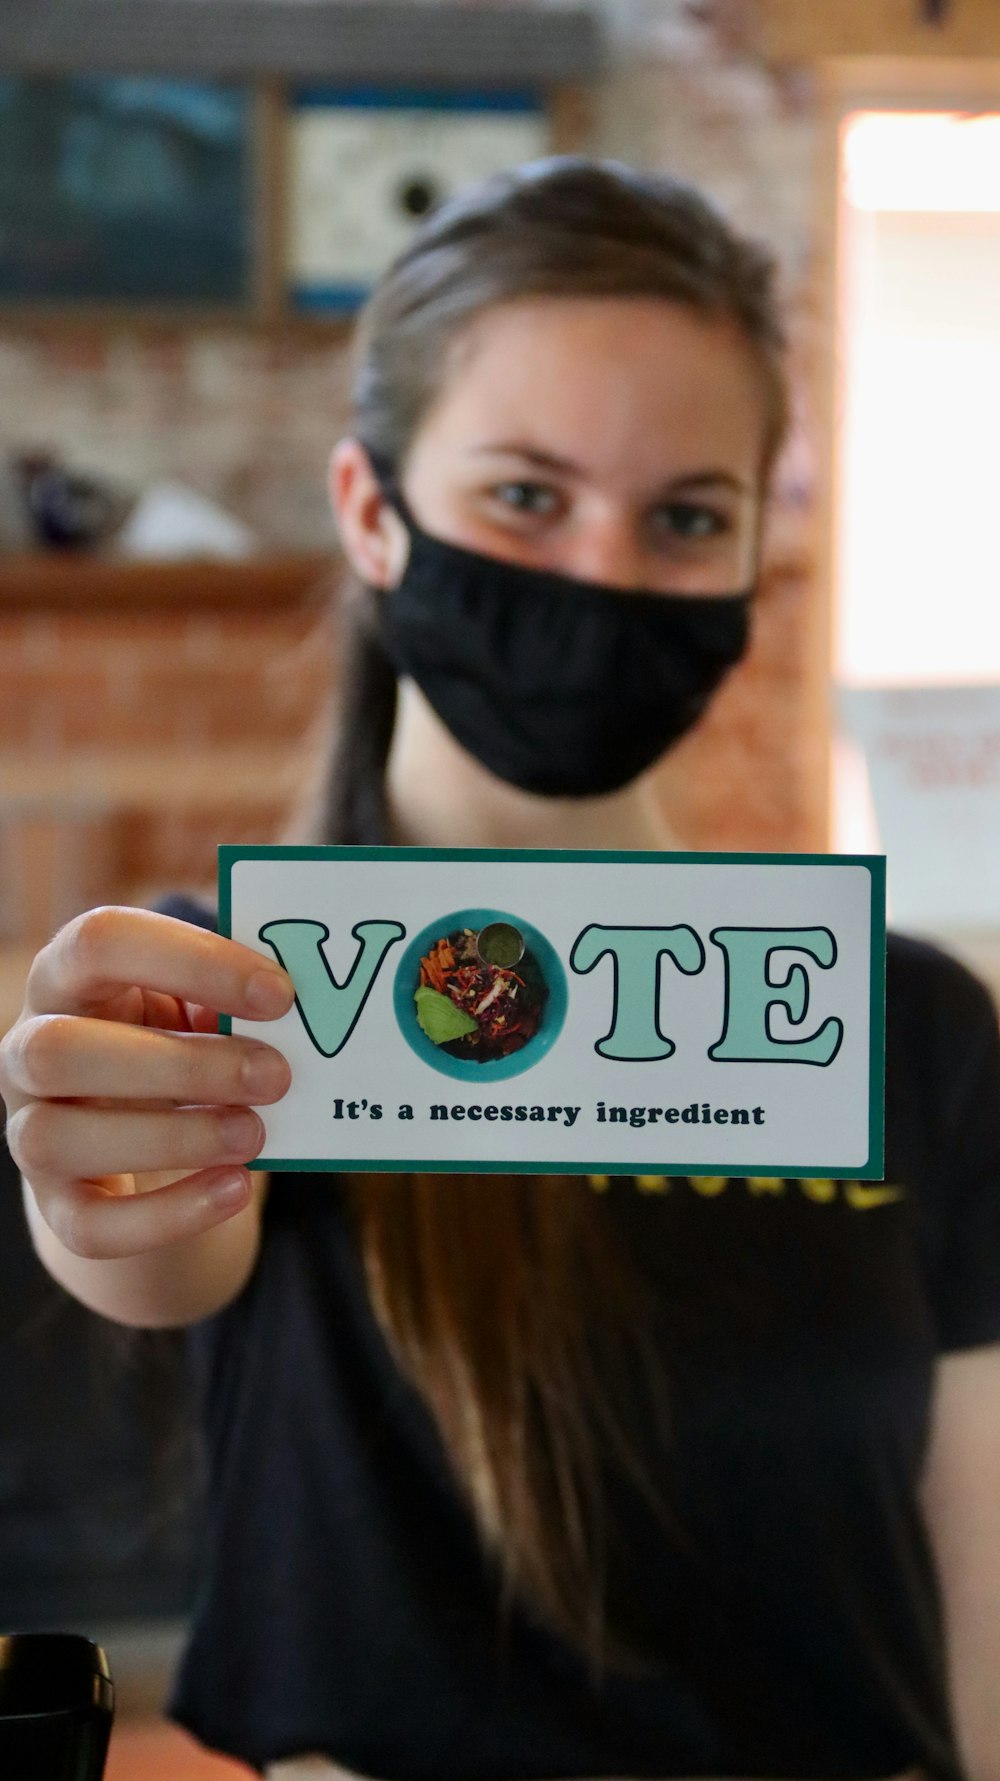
[761,0,1000,61]
[0,553,334,611]
[0,1,605,85]
[817,53,1000,106]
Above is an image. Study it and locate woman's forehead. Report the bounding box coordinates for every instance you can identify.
[426,295,767,481]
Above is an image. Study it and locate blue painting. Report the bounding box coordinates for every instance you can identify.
[0,76,252,304]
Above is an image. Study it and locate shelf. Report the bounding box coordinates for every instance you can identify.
[0,553,335,612]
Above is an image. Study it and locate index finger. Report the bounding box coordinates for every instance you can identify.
[26,906,295,1023]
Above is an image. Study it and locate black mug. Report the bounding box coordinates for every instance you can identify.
[0,1634,114,1779]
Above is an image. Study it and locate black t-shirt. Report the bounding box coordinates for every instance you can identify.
[163,901,1000,1780]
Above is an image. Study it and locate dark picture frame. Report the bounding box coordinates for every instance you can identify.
[0,74,254,308]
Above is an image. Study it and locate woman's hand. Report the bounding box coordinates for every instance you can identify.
[0,905,294,1262]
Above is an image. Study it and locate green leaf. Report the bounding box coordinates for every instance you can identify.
[414,985,478,1045]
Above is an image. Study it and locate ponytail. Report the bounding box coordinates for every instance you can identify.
[321,582,398,847]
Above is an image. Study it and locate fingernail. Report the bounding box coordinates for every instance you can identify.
[246,970,293,1016]
[219,1110,263,1157]
[209,1170,251,1208]
[241,1046,290,1101]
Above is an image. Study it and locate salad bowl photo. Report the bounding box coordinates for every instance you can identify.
[393,907,568,1081]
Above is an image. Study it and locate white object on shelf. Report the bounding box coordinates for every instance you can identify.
[116,481,256,560]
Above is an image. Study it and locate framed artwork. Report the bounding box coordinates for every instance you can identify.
[0,69,562,318]
[286,86,549,313]
[0,75,253,306]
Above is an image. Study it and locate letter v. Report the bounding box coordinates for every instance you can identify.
[258,919,405,1057]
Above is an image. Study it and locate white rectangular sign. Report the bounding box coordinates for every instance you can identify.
[839,683,1000,929]
[221,847,886,1180]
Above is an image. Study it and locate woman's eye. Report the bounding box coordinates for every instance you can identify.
[652,502,729,541]
[491,481,558,516]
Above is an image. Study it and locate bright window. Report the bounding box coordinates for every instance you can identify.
[832,108,1000,856]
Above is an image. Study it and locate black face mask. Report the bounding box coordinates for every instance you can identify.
[375,478,754,799]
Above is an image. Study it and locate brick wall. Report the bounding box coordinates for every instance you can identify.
[0,600,334,754]
[0,330,352,553]
[0,575,337,1009]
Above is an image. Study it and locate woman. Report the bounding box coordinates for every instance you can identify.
[3,158,1000,1781]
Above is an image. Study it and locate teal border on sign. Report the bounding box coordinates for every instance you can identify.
[218,845,887,1182]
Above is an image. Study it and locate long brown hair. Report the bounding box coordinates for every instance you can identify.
[324,157,789,1661]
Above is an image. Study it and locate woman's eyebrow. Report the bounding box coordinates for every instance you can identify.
[467,442,754,496]
[667,471,756,497]
[468,441,580,473]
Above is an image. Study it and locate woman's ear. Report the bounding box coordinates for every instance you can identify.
[328,438,410,588]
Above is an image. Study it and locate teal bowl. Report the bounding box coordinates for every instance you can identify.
[393,907,568,1082]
